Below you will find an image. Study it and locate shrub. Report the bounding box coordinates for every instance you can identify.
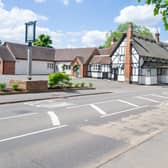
[81,82,85,88]
[48,72,71,88]
[74,83,81,88]
[89,82,93,88]
[12,83,19,90]
[0,83,6,91]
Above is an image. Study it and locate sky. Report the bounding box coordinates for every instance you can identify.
[0,0,167,48]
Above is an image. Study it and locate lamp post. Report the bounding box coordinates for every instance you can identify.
[25,21,36,80]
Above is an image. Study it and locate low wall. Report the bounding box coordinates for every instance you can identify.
[9,80,48,91]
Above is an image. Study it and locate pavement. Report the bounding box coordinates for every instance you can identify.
[0,76,168,167]
[100,130,168,168]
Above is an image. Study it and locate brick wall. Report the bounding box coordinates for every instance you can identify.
[3,61,15,75]
[9,80,48,91]
[0,60,3,74]
[125,23,133,83]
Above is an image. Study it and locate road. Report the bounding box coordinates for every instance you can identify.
[0,86,168,168]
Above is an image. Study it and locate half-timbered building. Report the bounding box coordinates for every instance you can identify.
[110,23,168,85]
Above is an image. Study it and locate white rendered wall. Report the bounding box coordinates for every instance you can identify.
[15,60,54,75]
[56,62,72,75]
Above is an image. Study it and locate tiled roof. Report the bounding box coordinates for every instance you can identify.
[5,42,55,61]
[90,55,111,64]
[55,47,97,64]
[0,46,15,61]
[132,34,168,60]
[4,42,98,64]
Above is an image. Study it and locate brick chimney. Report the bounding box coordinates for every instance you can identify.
[111,37,117,46]
[125,22,133,83]
[155,30,160,43]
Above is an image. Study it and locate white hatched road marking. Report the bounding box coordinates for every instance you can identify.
[136,96,159,103]
[90,104,107,115]
[0,125,68,143]
[101,105,148,118]
[67,99,116,109]
[47,111,60,126]
[149,94,168,99]
[117,99,139,107]
[25,101,74,109]
[0,113,37,121]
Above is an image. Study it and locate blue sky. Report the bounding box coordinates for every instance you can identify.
[0,0,167,48]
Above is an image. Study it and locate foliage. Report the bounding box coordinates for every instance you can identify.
[12,83,19,90]
[74,83,81,88]
[33,34,53,48]
[62,64,66,72]
[48,72,71,88]
[138,0,168,30]
[102,22,153,48]
[0,83,6,90]
[81,82,85,88]
[89,82,93,88]
[73,64,80,72]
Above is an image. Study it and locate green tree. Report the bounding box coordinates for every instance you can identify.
[138,0,168,30]
[102,22,153,48]
[33,34,53,48]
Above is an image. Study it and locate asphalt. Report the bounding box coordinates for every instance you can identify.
[1,84,168,168]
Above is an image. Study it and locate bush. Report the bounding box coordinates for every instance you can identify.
[81,82,85,88]
[0,83,6,91]
[12,83,19,90]
[89,82,93,88]
[74,83,81,88]
[48,72,71,88]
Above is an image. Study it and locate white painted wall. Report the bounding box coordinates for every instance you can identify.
[56,62,72,75]
[15,60,54,75]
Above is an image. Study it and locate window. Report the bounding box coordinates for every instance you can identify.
[93,64,101,71]
[47,63,54,69]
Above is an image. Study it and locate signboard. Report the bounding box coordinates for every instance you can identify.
[25,21,36,43]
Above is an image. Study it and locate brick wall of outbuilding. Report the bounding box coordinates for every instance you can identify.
[3,61,15,75]
[0,60,3,74]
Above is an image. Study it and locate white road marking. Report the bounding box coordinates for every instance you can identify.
[90,104,107,115]
[67,99,116,109]
[117,99,139,107]
[0,125,67,143]
[47,111,60,126]
[136,96,159,103]
[0,113,37,121]
[101,105,148,118]
[149,94,168,99]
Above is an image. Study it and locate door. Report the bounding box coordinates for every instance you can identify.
[102,72,108,79]
[113,68,118,81]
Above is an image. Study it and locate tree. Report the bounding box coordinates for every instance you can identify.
[102,22,153,48]
[138,0,168,30]
[33,34,53,48]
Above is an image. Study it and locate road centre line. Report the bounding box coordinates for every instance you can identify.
[101,105,148,118]
[67,99,116,109]
[0,113,38,121]
[90,104,107,115]
[0,125,68,143]
[47,111,60,126]
[136,96,159,103]
[117,99,139,107]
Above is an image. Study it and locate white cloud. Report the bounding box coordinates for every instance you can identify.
[0,3,105,48]
[115,5,161,26]
[34,0,46,3]
[81,30,107,47]
[75,0,83,4]
[63,0,69,6]
[0,0,4,8]
[62,0,83,6]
